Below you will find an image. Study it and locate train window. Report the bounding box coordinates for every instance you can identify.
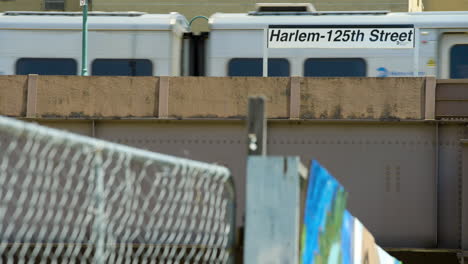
[228,58,290,77]
[92,59,153,76]
[304,58,366,77]
[450,45,468,79]
[16,58,77,75]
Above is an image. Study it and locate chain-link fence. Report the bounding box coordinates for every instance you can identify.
[0,116,235,263]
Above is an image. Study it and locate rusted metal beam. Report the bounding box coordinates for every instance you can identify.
[436,80,468,118]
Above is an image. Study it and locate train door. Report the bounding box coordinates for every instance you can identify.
[440,33,468,79]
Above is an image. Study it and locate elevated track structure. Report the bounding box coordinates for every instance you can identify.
[0,75,467,263]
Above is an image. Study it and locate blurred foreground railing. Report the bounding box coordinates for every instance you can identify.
[0,116,235,263]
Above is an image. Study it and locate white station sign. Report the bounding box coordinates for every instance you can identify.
[267,25,415,49]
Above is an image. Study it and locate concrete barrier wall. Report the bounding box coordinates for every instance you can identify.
[37,76,160,118]
[0,75,428,120]
[301,78,425,120]
[169,77,290,118]
[0,76,27,116]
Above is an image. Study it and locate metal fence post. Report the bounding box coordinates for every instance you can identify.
[93,148,105,263]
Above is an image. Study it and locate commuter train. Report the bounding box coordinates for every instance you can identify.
[1,3,468,79]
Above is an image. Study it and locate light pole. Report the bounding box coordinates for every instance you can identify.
[80,0,88,76]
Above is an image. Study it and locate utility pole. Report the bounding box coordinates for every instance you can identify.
[80,0,88,76]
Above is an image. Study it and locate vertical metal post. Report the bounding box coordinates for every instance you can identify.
[81,0,89,76]
[247,96,267,156]
[413,28,420,77]
[93,149,105,263]
[462,140,468,260]
[435,121,439,247]
[263,28,268,77]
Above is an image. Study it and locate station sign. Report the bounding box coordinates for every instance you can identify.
[267,25,415,49]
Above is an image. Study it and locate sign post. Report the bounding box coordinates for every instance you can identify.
[80,0,88,76]
[263,28,268,77]
[247,96,267,156]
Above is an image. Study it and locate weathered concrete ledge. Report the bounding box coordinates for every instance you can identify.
[0,75,431,120]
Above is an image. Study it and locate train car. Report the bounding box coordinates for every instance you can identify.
[205,3,468,78]
[2,5,468,79]
[0,11,189,76]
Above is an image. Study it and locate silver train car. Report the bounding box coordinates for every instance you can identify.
[206,4,468,78]
[0,11,189,76]
[0,4,467,79]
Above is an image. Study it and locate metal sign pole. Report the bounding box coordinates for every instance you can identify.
[413,28,420,77]
[263,27,268,77]
[247,96,267,156]
[81,0,89,76]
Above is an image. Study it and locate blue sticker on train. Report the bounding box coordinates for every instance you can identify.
[377,67,425,77]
